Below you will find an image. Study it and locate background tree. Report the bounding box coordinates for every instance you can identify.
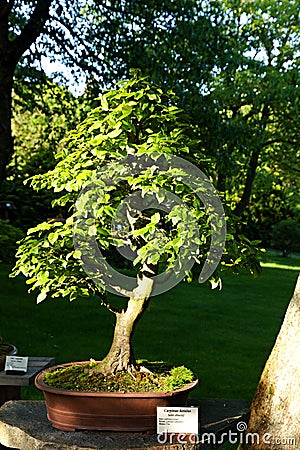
[211,0,300,217]
[0,0,101,189]
[2,0,299,243]
[87,0,225,98]
[86,0,300,239]
[2,72,92,230]
[0,0,51,187]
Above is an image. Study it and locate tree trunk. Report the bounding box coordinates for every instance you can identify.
[0,0,52,188]
[0,4,15,188]
[96,276,153,376]
[239,275,300,450]
[0,63,14,188]
[234,104,270,217]
[234,147,260,216]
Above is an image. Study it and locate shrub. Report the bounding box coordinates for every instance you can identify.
[272,219,300,256]
[0,220,24,263]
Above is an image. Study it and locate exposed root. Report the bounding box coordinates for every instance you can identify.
[86,360,155,379]
[128,368,137,380]
[139,365,154,375]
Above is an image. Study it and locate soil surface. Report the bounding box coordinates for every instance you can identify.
[43,361,195,393]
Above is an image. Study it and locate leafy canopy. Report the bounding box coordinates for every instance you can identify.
[11,73,261,305]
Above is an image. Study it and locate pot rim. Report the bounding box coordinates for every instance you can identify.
[35,361,199,398]
[0,343,17,355]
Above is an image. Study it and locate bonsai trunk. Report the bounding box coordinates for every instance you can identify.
[97,275,153,375]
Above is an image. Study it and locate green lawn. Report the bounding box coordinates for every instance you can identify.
[0,252,299,448]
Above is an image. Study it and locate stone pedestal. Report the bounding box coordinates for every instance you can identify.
[0,398,249,449]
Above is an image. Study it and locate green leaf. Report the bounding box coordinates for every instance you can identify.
[120,104,132,118]
[101,96,109,111]
[90,135,106,146]
[133,225,151,237]
[73,250,82,259]
[150,212,160,225]
[88,224,97,236]
[107,128,122,139]
[37,290,48,304]
[147,252,160,264]
[48,232,58,245]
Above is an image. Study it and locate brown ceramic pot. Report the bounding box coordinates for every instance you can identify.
[0,344,17,371]
[35,361,198,432]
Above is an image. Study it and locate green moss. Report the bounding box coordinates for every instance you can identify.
[43,361,195,393]
[163,366,194,391]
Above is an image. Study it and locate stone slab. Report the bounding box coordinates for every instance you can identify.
[0,398,249,449]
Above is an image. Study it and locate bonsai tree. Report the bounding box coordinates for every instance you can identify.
[11,72,261,377]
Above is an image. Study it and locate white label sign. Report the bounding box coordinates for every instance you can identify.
[157,407,198,434]
[5,356,28,373]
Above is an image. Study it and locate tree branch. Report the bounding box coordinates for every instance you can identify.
[100,292,122,315]
[47,28,99,76]
[9,0,52,63]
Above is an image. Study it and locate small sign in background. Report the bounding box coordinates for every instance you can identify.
[5,356,28,374]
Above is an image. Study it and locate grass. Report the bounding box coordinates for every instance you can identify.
[0,252,299,448]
